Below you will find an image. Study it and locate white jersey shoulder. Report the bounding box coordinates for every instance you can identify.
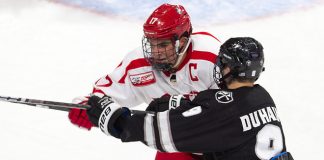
[191,32,221,53]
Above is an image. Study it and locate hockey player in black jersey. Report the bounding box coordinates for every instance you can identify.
[86,37,293,160]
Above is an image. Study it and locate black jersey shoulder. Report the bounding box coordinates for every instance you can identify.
[192,84,275,112]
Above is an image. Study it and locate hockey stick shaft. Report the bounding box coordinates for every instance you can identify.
[0,95,147,114]
[0,95,89,112]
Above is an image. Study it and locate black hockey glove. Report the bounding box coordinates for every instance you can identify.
[146,95,190,112]
[86,95,131,138]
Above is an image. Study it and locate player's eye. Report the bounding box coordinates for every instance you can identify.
[157,41,171,48]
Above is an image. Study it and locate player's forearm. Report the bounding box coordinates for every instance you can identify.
[118,113,146,142]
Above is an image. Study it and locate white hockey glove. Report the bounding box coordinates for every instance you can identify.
[86,95,131,138]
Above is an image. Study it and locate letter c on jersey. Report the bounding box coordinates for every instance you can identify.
[189,63,198,81]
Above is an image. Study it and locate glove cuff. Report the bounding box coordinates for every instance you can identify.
[98,102,122,136]
[169,95,184,109]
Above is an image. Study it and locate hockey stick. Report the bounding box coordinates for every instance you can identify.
[0,95,147,114]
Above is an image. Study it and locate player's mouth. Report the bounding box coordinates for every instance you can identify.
[155,58,168,63]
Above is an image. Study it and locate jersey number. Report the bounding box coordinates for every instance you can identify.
[149,17,158,24]
[255,124,283,159]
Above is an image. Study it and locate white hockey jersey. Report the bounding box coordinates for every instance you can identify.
[91,32,221,108]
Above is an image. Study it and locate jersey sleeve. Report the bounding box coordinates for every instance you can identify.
[117,91,237,153]
[91,48,143,107]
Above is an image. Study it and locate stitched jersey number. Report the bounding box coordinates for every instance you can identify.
[255,124,283,160]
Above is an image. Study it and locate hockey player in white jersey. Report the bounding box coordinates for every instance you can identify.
[68,3,221,160]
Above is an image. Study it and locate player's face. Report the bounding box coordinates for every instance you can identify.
[149,39,177,65]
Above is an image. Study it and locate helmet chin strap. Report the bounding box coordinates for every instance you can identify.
[172,37,192,69]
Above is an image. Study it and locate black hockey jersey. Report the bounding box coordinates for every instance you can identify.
[118,84,287,160]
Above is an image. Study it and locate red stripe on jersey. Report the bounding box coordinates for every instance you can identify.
[191,50,217,64]
[92,88,105,95]
[162,45,217,77]
[176,46,218,71]
[95,75,113,87]
[192,32,221,42]
[117,61,122,68]
[118,58,151,83]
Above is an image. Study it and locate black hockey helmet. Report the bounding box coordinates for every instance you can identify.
[213,37,265,85]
